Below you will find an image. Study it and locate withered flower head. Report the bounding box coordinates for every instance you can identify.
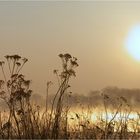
[24,80,31,86]
[27,90,32,97]
[16,62,21,67]
[68,69,76,77]
[18,74,24,79]
[59,54,63,58]
[5,55,10,60]
[64,53,72,59]
[13,55,21,61]
[22,58,28,63]
[73,57,77,61]
[11,74,18,79]
[70,60,79,67]
[63,53,72,62]
[0,61,5,66]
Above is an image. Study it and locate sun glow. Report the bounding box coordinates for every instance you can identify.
[67,110,140,132]
[125,25,140,61]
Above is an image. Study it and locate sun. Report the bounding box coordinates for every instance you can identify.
[125,25,140,61]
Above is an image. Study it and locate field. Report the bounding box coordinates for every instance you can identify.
[0,54,139,139]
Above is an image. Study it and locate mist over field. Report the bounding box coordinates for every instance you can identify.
[0,1,140,139]
[29,87,140,109]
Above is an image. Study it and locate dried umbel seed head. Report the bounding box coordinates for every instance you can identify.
[7,55,21,61]
[68,69,76,77]
[13,55,21,61]
[22,58,28,63]
[18,74,24,80]
[59,54,63,58]
[63,53,72,61]
[59,53,72,63]
[27,90,32,97]
[70,60,79,67]
[11,74,18,79]
[0,61,5,66]
[4,55,10,60]
[16,62,21,67]
[24,80,31,86]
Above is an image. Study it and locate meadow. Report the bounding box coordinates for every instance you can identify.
[0,53,139,139]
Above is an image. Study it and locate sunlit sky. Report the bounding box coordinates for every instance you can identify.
[1,1,140,95]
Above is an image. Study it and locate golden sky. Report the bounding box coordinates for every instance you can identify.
[1,1,140,95]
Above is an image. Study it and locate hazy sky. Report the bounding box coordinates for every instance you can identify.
[1,1,140,95]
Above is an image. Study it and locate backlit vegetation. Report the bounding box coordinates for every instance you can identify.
[0,54,139,139]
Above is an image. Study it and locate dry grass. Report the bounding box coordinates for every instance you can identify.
[0,53,139,139]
